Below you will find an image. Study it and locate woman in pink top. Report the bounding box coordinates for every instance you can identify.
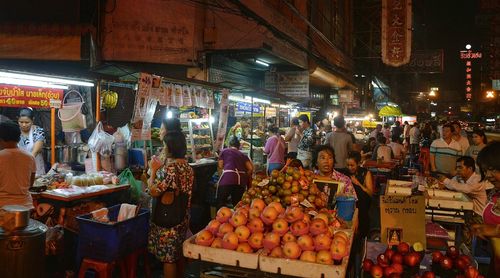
[264,126,286,175]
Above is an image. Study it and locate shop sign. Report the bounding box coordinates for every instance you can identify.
[459,50,482,60]
[265,71,309,98]
[492,79,500,90]
[338,89,354,103]
[237,102,260,114]
[0,85,63,108]
[380,195,426,248]
[400,49,443,73]
[266,107,277,117]
[381,0,412,67]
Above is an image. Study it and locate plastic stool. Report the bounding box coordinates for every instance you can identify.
[78,258,115,278]
[122,248,151,278]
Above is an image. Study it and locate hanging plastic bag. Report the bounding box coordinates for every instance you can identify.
[88,122,115,155]
[182,85,192,107]
[118,168,142,203]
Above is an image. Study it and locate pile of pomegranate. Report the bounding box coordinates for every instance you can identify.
[194,199,351,265]
[363,244,483,278]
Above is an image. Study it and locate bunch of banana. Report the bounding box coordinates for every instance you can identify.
[102,90,118,109]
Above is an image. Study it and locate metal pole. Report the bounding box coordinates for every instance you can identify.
[250,96,254,160]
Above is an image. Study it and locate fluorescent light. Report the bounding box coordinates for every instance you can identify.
[244,96,270,104]
[166,111,173,119]
[0,71,94,87]
[0,77,68,89]
[228,95,249,103]
[255,59,269,67]
[209,116,215,124]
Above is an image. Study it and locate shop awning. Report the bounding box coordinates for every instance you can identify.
[308,61,357,89]
[378,106,403,117]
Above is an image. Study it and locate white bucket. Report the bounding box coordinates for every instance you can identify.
[58,90,87,132]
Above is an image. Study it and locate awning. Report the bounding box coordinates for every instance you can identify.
[378,106,403,117]
[308,61,357,89]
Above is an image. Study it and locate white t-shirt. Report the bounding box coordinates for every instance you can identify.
[454,135,470,154]
[388,142,405,159]
[285,127,300,153]
[0,148,36,209]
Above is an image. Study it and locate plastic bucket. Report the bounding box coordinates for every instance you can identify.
[336,196,356,221]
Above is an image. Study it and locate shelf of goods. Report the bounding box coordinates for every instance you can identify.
[184,165,358,278]
[181,118,214,161]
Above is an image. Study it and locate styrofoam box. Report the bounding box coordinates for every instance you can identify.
[183,236,260,269]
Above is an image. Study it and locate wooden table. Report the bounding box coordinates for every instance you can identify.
[38,184,130,202]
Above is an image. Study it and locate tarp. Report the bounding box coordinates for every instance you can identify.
[379,106,402,117]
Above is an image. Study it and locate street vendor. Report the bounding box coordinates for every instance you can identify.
[17,108,46,177]
[224,122,250,148]
[312,145,355,198]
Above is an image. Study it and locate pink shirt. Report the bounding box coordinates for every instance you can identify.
[264,135,285,164]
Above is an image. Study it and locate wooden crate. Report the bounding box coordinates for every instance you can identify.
[183,236,260,269]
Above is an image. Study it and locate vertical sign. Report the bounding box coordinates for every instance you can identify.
[381,0,412,67]
[460,50,482,101]
[214,89,230,153]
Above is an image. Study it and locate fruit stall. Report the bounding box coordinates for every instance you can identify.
[184,166,359,278]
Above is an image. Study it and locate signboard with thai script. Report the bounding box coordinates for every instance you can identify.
[338,89,354,103]
[380,195,426,248]
[265,71,309,98]
[0,85,63,108]
[401,49,443,73]
[237,102,261,114]
[381,0,412,67]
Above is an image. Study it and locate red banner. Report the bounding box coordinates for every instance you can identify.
[382,0,412,67]
[0,85,64,108]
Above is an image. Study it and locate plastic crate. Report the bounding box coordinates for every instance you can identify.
[76,204,150,262]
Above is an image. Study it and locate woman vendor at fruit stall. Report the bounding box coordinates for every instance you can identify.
[17,108,45,177]
[471,141,500,277]
[312,145,356,199]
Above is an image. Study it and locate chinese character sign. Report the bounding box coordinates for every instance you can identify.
[0,85,63,108]
[382,0,412,67]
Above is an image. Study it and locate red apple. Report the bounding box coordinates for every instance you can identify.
[234,225,251,242]
[195,230,214,246]
[282,232,297,244]
[300,250,317,263]
[370,265,384,278]
[268,201,284,214]
[210,238,223,248]
[216,207,233,223]
[385,248,395,261]
[283,241,302,259]
[248,232,264,250]
[392,263,403,274]
[362,258,374,272]
[205,220,221,234]
[464,266,479,278]
[229,212,248,227]
[297,234,315,251]
[316,250,333,265]
[309,218,328,236]
[397,242,410,255]
[221,232,239,250]
[272,218,289,236]
[391,253,403,265]
[440,256,453,270]
[330,239,347,260]
[269,246,284,258]
[314,233,332,251]
[290,219,310,236]
[446,245,459,259]
[422,271,435,278]
[404,252,420,267]
[250,198,266,211]
[263,232,281,250]
[247,217,264,233]
[248,207,261,220]
[284,206,304,223]
[217,222,234,237]
[455,257,471,271]
[384,266,396,278]
[431,250,444,264]
[260,206,279,225]
[236,242,253,253]
[377,253,390,268]
[459,254,472,265]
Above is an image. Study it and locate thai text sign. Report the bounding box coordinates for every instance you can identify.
[380,195,426,248]
[0,85,63,108]
[382,0,412,67]
[237,102,261,114]
[403,49,443,73]
[265,71,309,98]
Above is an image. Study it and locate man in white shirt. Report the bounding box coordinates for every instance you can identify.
[327,116,353,168]
[0,121,37,209]
[451,121,470,154]
[388,135,405,161]
[409,122,420,161]
[370,124,382,139]
[438,156,487,246]
[284,117,301,159]
[430,124,462,175]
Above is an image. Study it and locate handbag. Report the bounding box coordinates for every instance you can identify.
[152,164,188,228]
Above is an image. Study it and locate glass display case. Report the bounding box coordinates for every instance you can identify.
[180,118,214,161]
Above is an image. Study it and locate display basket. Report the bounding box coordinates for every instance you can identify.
[76,204,150,262]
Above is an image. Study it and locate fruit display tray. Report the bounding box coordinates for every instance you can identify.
[183,236,260,269]
[425,189,473,211]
